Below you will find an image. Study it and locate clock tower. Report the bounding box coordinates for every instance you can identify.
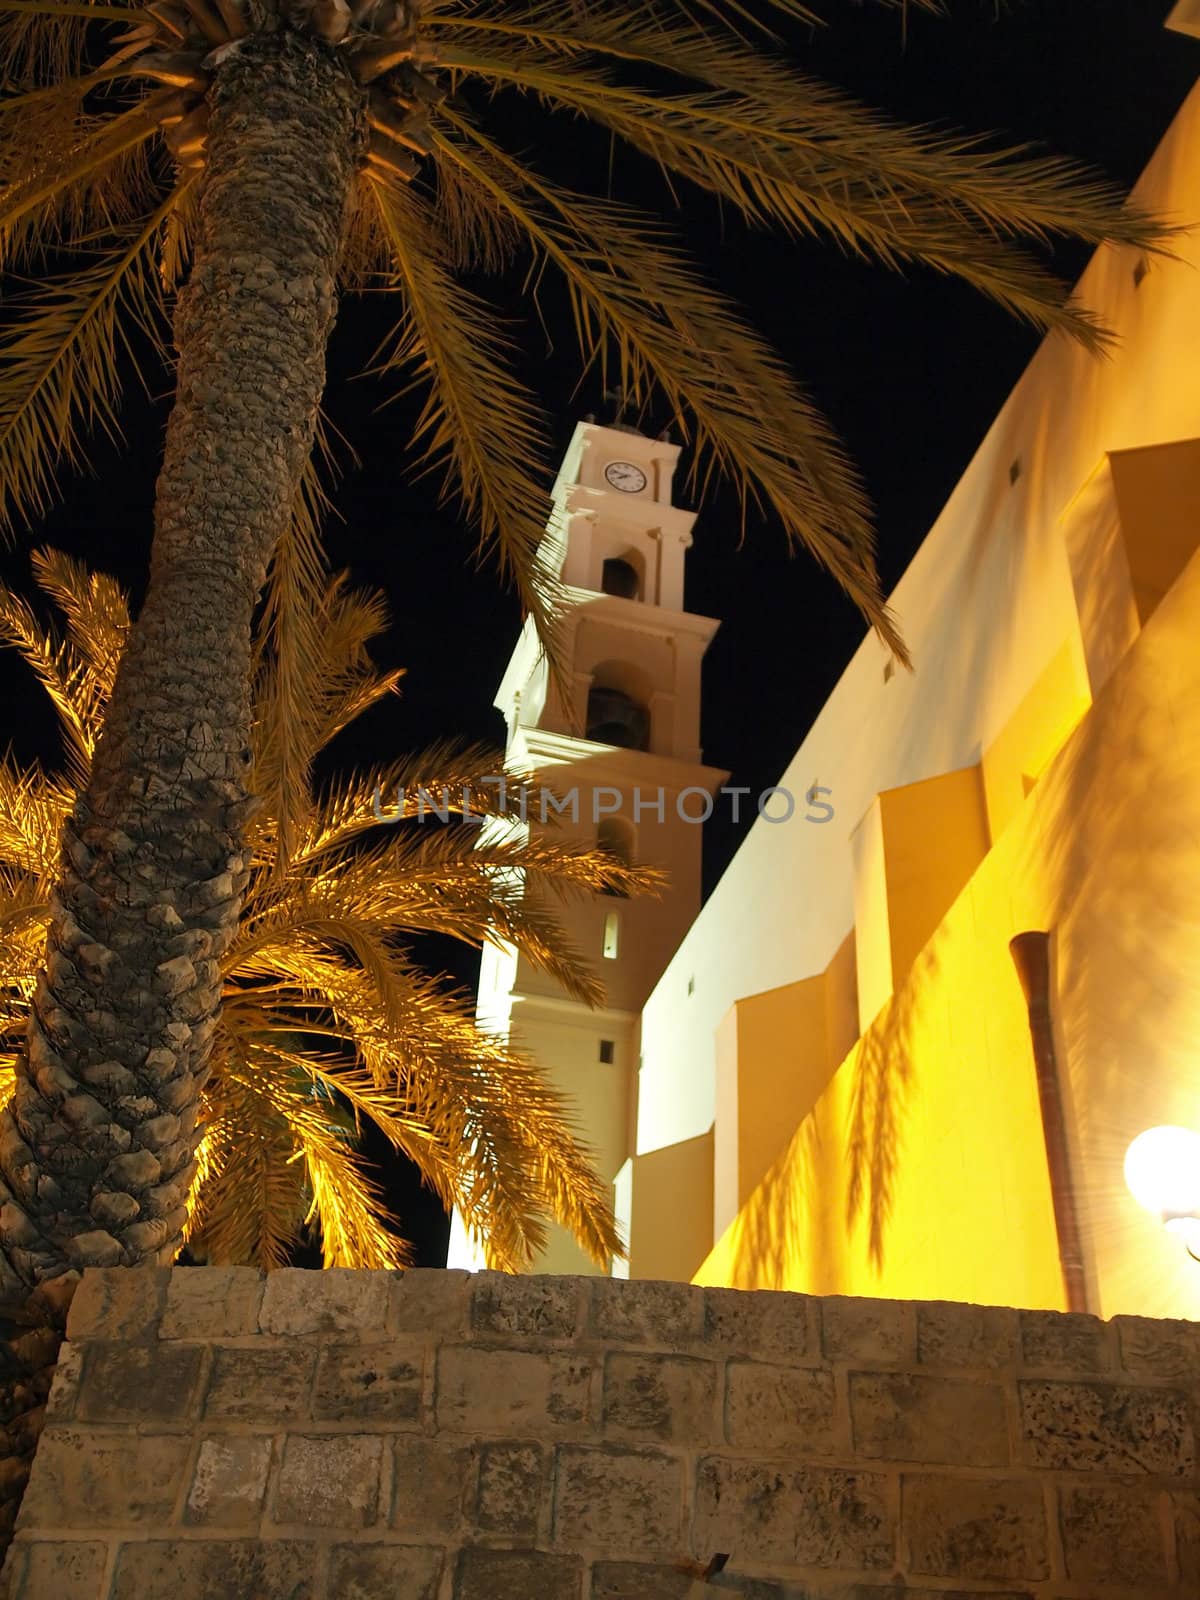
[448,417,726,1276]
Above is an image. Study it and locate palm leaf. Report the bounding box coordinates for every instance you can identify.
[366,173,569,677]
[0,761,72,876]
[438,30,1167,352]
[0,89,165,265]
[435,112,905,658]
[29,544,128,699]
[0,185,186,538]
[0,588,96,775]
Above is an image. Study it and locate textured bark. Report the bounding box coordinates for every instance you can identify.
[0,35,362,1288]
[0,28,361,1542]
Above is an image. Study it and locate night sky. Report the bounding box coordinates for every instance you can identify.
[0,0,1196,1263]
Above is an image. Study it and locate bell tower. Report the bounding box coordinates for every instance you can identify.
[449,418,726,1275]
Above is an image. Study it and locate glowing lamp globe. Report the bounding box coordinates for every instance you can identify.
[1124,1125,1200,1219]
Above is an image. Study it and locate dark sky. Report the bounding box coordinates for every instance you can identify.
[1,0,1196,1262]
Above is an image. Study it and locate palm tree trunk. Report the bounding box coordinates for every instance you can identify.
[0,33,362,1286]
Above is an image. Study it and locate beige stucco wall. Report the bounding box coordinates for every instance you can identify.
[699,498,1200,1319]
[637,79,1200,1162]
[632,79,1200,1308]
[8,1267,1200,1598]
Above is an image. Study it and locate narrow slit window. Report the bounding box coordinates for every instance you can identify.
[599,1039,615,1064]
[603,912,620,960]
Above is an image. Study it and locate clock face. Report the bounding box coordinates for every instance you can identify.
[604,460,648,494]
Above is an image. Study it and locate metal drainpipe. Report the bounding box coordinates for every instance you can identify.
[1009,931,1090,1314]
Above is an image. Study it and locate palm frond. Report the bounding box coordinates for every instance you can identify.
[0,0,127,89]
[366,173,570,678]
[298,738,517,862]
[0,586,96,776]
[0,864,50,993]
[0,185,186,540]
[236,940,620,1270]
[0,90,166,266]
[435,113,904,658]
[234,815,652,1007]
[30,544,128,696]
[438,30,1168,351]
[182,1066,306,1271]
[224,1040,410,1270]
[0,763,70,878]
[251,422,363,871]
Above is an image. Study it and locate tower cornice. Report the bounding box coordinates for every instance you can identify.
[508,725,729,796]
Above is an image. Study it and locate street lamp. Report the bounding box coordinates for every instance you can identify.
[1124,1125,1200,1260]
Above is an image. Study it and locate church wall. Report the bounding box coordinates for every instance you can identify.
[697,536,1200,1323]
[635,81,1200,1209]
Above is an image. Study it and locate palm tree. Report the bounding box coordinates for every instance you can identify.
[0,545,635,1273]
[0,542,640,1537]
[0,0,1169,1301]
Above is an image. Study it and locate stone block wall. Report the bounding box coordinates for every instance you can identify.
[3,1267,1200,1598]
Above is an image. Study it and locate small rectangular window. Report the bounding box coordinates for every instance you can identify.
[599,1039,615,1064]
[603,912,620,960]
[687,975,695,996]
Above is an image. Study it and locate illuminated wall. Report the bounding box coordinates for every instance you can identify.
[629,63,1200,1316]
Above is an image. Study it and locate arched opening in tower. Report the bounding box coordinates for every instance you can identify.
[601,555,642,601]
[586,685,651,751]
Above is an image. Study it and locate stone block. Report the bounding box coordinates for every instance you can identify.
[184,1434,273,1528]
[916,1302,1018,1369]
[388,1269,470,1337]
[260,1267,388,1336]
[774,1587,1036,1600]
[693,1456,893,1570]
[43,1341,83,1423]
[1018,1310,1112,1373]
[724,1360,838,1455]
[586,1564,693,1600]
[849,1372,1008,1467]
[329,1544,443,1600]
[1114,1314,1200,1380]
[588,1278,701,1348]
[1173,1491,1200,1587]
[311,1340,424,1423]
[273,1433,382,1528]
[161,1266,264,1339]
[604,1352,718,1445]
[203,1343,315,1422]
[436,1344,591,1435]
[1058,1483,1168,1586]
[1018,1378,1194,1474]
[76,1340,206,1424]
[471,1272,581,1340]
[390,1436,475,1535]
[553,1444,682,1555]
[702,1287,813,1363]
[590,1563,788,1599]
[454,1546,582,1600]
[808,1589,1034,1600]
[903,1474,1048,1581]
[476,1440,547,1536]
[65,1267,169,1340]
[5,1540,109,1600]
[822,1297,914,1366]
[109,1540,322,1600]
[19,1429,190,1528]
